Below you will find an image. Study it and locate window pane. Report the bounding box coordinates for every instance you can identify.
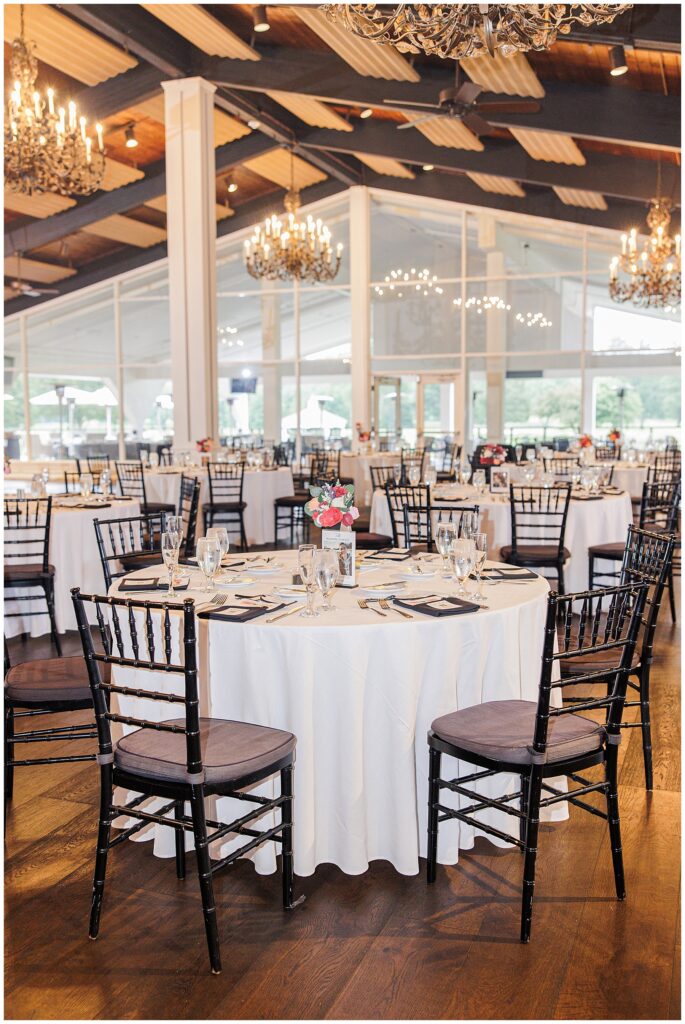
[466,212,585,277]
[4,322,26,460]
[586,276,681,354]
[372,288,460,357]
[464,276,584,353]
[371,195,462,282]
[591,373,681,447]
[122,366,173,451]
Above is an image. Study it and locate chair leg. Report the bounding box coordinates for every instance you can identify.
[44,581,62,657]
[427,746,441,884]
[605,743,626,900]
[189,784,222,975]
[520,766,543,943]
[274,508,280,550]
[637,668,654,791]
[240,513,248,552]
[280,764,304,910]
[89,765,113,939]
[5,704,14,804]
[557,562,565,596]
[519,770,530,849]
[588,553,595,590]
[667,566,677,624]
[174,800,187,880]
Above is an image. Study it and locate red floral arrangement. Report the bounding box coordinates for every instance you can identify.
[355,421,370,443]
[304,481,360,529]
[479,444,506,466]
[608,429,621,443]
[196,437,213,453]
[579,434,593,448]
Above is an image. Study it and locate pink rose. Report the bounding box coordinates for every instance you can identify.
[342,512,353,526]
[348,506,359,521]
[334,485,347,497]
[319,506,343,528]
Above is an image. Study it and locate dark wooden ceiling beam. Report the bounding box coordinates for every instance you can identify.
[74,64,168,122]
[207,46,681,150]
[563,4,681,52]
[298,122,681,205]
[4,134,274,258]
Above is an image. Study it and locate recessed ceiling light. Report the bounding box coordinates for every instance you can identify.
[124,125,138,149]
[609,44,628,76]
[422,163,434,171]
[360,108,373,119]
[247,118,261,130]
[252,5,270,32]
[227,173,238,193]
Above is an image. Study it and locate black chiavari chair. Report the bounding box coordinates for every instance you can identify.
[564,527,674,790]
[310,451,333,487]
[93,512,165,590]
[369,464,399,492]
[401,503,480,552]
[543,456,580,480]
[501,484,572,593]
[178,474,201,558]
[330,449,354,486]
[400,448,426,486]
[63,471,81,494]
[427,580,648,942]
[384,483,430,547]
[4,640,98,806]
[205,462,247,549]
[71,589,303,975]
[4,497,61,656]
[593,443,618,461]
[436,442,462,483]
[78,454,111,477]
[115,460,174,515]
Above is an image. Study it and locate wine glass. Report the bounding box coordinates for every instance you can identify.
[206,526,229,564]
[424,465,437,487]
[41,466,50,488]
[196,537,221,592]
[435,522,457,577]
[472,532,488,604]
[408,465,421,487]
[161,531,179,597]
[525,448,536,462]
[314,549,339,612]
[460,510,479,540]
[298,544,318,618]
[99,469,111,496]
[472,470,486,495]
[30,474,44,498]
[449,539,474,598]
[515,444,523,464]
[458,462,471,486]
[80,473,94,499]
[149,452,159,468]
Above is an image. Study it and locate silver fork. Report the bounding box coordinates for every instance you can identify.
[358,597,387,617]
[379,598,413,619]
[195,593,227,612]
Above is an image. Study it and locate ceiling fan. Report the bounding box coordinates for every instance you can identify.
[6,253,59,299]
[386,64,541,136]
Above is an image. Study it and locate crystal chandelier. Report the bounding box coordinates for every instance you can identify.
[5,5,106,197]
[244,156,343,283]
[324,4,633,60]
[609,198,681,311]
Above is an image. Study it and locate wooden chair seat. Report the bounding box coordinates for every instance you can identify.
[5,656,104,705]
[144,500,176,514]
[206,500,247,513]
[275,495,305,508]
[115,717,296,787]
[354,532,393,550]
[500,544,570,564]
[4,562,56,583]
[431,699,604,766]
[587,541,626,560]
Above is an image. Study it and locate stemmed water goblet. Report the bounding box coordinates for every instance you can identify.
[472,532,488,604]
[80,473,94,499]
[196,537,221,593]
[460,510,479,540]
[449,539,474,598]
[314,549,339,612]
[515,444,523,464]
[161,531,180,597]
[298,544,319,618]
[435,522,457,577]
[472,469,486,495]
[408,465,421,487]
[99,469,112,497]
[206,526,229,567]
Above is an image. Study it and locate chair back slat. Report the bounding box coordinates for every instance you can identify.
[401,503,480,551]
[207,462,245,504]
[620,526,675,667]
[543,456,580,480]
[400,448,426,485]
[3,497,52,569]
[115,461,147,504]
[369,464,399,491]
[72,590,203,779]
[385,483,430,546]
[93,512,164,589]
[509,484,571,559]
[639,479,681,533]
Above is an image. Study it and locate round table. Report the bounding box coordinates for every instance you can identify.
[5,495,140,637]
[597,461,649,500]
[369,484,633,593]
[142,466,294,545]
[109,552,564,877]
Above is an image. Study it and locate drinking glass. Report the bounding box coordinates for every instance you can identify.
[298,544,318,618]
[570,468,581,490]
[541,471,555,489]
[41,466,50,487]
[424,465,437,487]
[525,448,536,462]
[80,473,94,499]
[161,531,179,597]
[149,452,159,468]
[165,514,184,549]
[460,510,479,540]
[472,532,488,603]
[314,549,339,612]
[30,474,43,498]
[206,526,229,563]
[458,462,471,486]
[515,445,523,463]
[472,469,486,494]
[523,464,536,485]
[435,522,457,576]
[99,469,111,496]
[449,539,474,598]
[196,537,221,592]
[408,465,421,487]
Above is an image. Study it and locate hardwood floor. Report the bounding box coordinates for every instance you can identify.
[5,605,681,1020]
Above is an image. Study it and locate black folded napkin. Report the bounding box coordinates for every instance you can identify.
[365,548,412,562]
[571,493,604,501]
[393,594,479,616]
[481,567,538,581]
[197,599,286,622]
[119,576,190,593]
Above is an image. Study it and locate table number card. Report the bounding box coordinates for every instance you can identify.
[321,529,356,587]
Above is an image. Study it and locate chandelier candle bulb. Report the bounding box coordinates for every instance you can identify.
[47,88,54,115]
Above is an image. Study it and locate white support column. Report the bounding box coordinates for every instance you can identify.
[485,247,506,442]
[349,186,371,432]
[113,280,126,460]
[162,77,218,450]
[261,281,282,444]
[20,313,31,459]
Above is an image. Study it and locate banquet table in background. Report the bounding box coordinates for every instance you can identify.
[599,462,650,499]
[339,452,402,504]
[110,553,563,877]
[4,496,140,637]
[142,466,294,545]
[369,484,633,593]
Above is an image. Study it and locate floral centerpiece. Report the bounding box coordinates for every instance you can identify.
[196,437,214,453]
[305,480,359,529]
[579,434,593,448]
[355,421,370,443]
[479,444,506,466]
[608,428,621,444]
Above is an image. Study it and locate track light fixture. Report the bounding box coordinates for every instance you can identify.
[609,44,629,76]
[252,5,270,32]
[360,108,373,119]
[124,124,138,149]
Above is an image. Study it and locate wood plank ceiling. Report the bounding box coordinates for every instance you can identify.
[3,2,681,309]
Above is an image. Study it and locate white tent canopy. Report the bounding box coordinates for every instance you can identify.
[281,396,347,432]
[30,385,118,407]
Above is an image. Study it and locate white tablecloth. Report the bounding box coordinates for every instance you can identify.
[4,496,140,637]
[109,552,564,877]
[601,462,649,499]
[142,467,294,545]
[339,452,402,505]
[370,484,633,593]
